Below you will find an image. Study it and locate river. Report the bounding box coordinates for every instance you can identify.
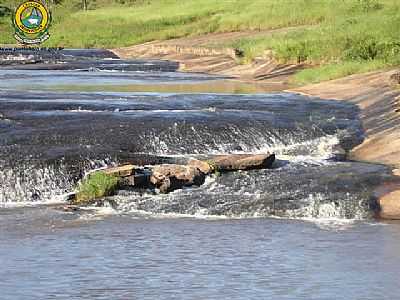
[0,49,399,299]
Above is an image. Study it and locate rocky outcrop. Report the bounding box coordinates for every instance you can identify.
[103,164,136,177]
[148,154,275,193]
[187,158,213,174]
[210,153,275,171]
[150,164,206,193]
[103,164,150,187]
[68,153,275,203]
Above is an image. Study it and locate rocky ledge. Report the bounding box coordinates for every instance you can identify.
[69,153,275,205]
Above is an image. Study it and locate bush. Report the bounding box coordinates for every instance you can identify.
[352,0,384,12]
[0,6,11,17]
[344,36,400,61]
[277,40,313,63]
[344,36,380,60]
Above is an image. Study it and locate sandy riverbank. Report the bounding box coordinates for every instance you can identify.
[289,70,400,219]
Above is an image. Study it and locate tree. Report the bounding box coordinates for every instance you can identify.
[83,0,87,10]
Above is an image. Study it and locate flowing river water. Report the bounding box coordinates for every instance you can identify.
[1,49,400,299]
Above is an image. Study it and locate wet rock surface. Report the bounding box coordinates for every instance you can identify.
[210,153,275,171]
[150,164,206,193]
[70,153,276,203]
[187,159,213,174]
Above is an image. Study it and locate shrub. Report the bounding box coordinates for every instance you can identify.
[344,36,400,61]
[352,0,384,12]
[344,36,380,60]
[0,6,11,17]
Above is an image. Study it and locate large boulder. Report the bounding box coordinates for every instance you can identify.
[187,158,212,174]
[210,153,275,171]
[150,164,206,193]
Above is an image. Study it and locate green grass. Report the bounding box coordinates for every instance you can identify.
[226,0,400,83]
[74,171,119,204]
[0,0,399,84]
[293,60,392,85]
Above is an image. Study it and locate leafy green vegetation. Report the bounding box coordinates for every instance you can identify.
[293,60,391,85]
[0,0,399,83]
[74,171,119,204]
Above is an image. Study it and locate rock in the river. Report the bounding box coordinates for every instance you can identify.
[209,153,275,171]
[187,159,212,174]
[68,153,276,204]
[150,164,206,193]
[103,164,137,177]
[378,190,400,219]
[102,165,151,188]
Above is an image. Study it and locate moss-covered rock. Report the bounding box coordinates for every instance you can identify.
[73,172,119,205]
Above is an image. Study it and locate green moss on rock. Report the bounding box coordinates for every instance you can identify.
[74,172,119,204]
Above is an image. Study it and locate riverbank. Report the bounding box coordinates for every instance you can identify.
[115,44,400,219]
[290,70,400,219]
[2,0,400,85]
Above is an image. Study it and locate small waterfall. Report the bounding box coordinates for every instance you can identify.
[0,84,387,219]
[0,158,113,206]
[136,122,347,159]
[113,161,385,220]
[0,164,73,206]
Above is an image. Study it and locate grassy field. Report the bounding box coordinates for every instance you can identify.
[0,0,399,84]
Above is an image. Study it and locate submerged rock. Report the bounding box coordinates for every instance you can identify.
[150,164,206,193]
[210,153,275,171]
